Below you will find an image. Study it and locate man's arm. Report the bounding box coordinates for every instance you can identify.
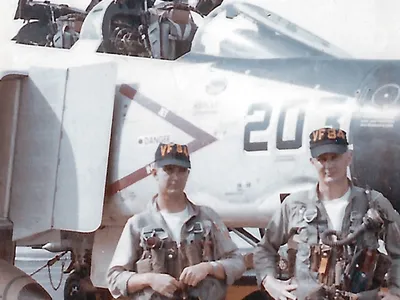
[106,217,145,298]
[373,191,400,297]
[203,207,246,285]
[253,199,290,287]
[207,261,228,280]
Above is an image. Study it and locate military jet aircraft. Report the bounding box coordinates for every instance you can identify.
[1,0,400,299]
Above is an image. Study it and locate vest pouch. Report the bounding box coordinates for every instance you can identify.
[151,248,167,273]
[345,249,378,293]
[164,242,180,278]
[310,244,320,272]
[202,221,214,262]
[372,252,391,288]
[186,241,202,266]
[185,221,204,266]
[287,248,297,278]
[136,256,153,274]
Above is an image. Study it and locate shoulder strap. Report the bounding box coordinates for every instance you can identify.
[359,185,381,248]
[365,185,377,209]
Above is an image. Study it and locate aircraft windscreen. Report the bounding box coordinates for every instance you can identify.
[190,0,350,59]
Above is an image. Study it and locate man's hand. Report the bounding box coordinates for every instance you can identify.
[262,275,298,300]
[379,291,400,300]
[179,262,211,286]
[149,274,182,298]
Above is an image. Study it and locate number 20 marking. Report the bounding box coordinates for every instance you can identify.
[243,102,305,152]
[243,103,271,151]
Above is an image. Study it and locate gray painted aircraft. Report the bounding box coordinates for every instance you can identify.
[1,0,400,299]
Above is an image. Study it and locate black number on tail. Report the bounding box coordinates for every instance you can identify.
[276,107,305,150]
[243,103,272,152]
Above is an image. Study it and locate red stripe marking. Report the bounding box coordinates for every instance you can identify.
[119,84,137,99]
[106,84,217,196]
[107,167,149,196]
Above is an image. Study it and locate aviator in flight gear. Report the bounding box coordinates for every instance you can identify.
[106,142,246,300]
[253,127,400,300]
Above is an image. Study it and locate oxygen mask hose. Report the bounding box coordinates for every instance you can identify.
[321,208,384,247]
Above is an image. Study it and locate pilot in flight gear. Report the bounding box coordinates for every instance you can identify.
[253,127,400,300]
[106,142,246,300]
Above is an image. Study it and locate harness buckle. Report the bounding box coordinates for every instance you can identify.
[193,222,203,234]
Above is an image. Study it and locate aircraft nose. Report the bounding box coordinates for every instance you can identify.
[17,282,52,300]
[0,259,52,300]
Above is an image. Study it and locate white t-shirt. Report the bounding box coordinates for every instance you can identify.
[160,206,190,242]
[321,188,351,232]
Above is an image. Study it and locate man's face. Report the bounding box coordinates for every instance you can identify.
[153,164,189,195]
[310,151,352,184]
